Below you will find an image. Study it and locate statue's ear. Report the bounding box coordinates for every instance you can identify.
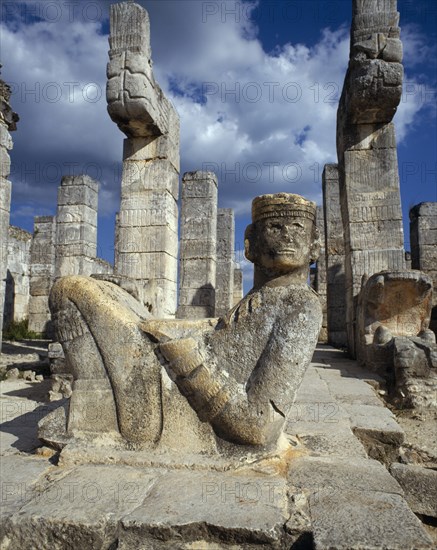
[310,226,322,264]
[244,224,256,263]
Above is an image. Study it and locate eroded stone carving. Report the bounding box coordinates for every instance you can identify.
[356,270,437,409]
[41,193,322,461]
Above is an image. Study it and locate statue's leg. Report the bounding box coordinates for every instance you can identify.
[50,276,163,446]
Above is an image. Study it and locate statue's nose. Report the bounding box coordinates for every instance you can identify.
[281,225,293,240]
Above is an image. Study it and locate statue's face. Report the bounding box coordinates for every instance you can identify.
[253,215,314,271]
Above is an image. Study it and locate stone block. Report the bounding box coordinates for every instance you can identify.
[28,295,50,315]
[57,183,98,210]
[121,155,179,198]
[116,225,178,257]
[2,465,156,550]
[0,146,11,178]
[309,489,433,549]
[389,463,437,518]
[116,252,177,282]
[120,471,288,547]
[0,123,12,149]
[56,204,97,226]
[0,178,12,212]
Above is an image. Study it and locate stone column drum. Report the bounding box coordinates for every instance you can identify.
[177,171,218,319]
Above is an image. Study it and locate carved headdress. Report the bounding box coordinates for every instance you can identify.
[252,193,316,223]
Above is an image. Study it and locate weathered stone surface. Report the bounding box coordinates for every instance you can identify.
[288,455,403,496]
[0,455,53,518]
[177,172,218,319]
[28,216,56,336]
[337,0,406,354]
[390,463,437,518]
[310,489,433,549]
[215,209,235,317]
[2,465,156,550]
[121,471,288,547]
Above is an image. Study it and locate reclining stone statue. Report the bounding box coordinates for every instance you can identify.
[40,193,322,458]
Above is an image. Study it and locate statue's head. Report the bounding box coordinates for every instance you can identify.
[245,193,320,278]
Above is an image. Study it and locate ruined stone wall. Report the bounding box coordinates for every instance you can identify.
[322,164,347,348]
[3,226,31,326]
[336,0,405,355]
[28,216,56,336]
[215,209,235,317]
[410,202,437,334]
[177,171,218,319]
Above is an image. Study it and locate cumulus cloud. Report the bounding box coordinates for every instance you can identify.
[0,0,433,285]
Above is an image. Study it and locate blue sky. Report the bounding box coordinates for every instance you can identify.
[1,0,436,291]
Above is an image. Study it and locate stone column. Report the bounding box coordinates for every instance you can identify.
[410,202,437,335]
[233,265,244,306]
[0,76,18,351]
[322,164,347,348]
[336,0,406,355]
[314,206,328,343]
[215,209,235,317]
[107,2,180,318]
[177,171,218,319]
[55,175,98,278]
[4,226,32,326]
[28,216,56,336]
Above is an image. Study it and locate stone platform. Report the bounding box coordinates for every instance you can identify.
[0,346,434,549]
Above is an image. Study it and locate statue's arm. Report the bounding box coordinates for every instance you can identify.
[159,290,322,446]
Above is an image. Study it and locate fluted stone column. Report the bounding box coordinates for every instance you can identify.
[177,171,218,319]
[28,216,56,336]
[410,202,437,335]
[215,209,235,317]
[55,175,98,278]
[337,0,406,355]
[0,76,18,350]
[322,164,347,348]
[107,2,180,317]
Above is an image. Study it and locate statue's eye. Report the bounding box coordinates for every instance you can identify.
[270,223,282,231]
[293,222,304,230]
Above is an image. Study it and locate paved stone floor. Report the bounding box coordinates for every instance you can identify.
[0,344,435,549]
